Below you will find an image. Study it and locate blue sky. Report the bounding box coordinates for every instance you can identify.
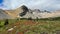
[0,0,3,3]
[0,0,60,11]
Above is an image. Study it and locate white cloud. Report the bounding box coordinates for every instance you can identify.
[0,0,60,11]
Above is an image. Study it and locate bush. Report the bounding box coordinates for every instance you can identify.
[4,19,9,25]
[0,21,5,27]
[28,17,32,20]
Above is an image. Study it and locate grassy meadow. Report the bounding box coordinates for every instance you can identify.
[0,17,60,34]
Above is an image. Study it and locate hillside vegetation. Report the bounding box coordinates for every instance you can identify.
[0,17,60,34]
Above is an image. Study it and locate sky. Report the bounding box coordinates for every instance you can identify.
[0,0,60,11]
[0,0,3,3]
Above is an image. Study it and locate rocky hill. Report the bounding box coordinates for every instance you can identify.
[0,5,28,19]
[0,5,60,19]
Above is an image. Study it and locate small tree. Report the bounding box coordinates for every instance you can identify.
[36,17,39,21]
[28,17,32,20]
[4,19,9,25]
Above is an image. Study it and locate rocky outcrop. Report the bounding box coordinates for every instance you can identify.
[19,5,29,16]
[20,9,60,19]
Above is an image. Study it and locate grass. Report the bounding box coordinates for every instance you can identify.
[0,17,60,34]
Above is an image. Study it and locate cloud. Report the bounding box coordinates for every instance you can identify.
[29,0,60,11]
[0,0,60,11]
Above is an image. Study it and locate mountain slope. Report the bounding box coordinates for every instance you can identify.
[20,9,60,19]
[4,6,23,18]
[0,9,12,19]
[0,6,23,19]
[0,5,29,19]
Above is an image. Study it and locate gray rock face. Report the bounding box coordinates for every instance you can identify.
[20,9,52,19]
[20,9,60,19]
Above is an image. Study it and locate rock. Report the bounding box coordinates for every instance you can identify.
[56,30,60,34]
[7,28,14,31]
[40,32,48,34]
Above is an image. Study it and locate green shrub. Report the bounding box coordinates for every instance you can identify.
[4,19,9,25]
[0,21,5,27]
